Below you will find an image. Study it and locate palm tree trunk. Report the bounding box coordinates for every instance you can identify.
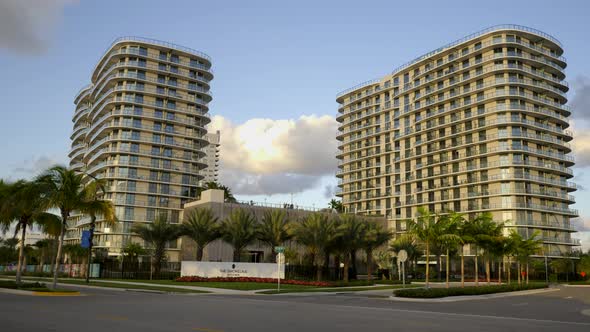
[366,248,373,282]
[16,223,27,285]
[52,217,67,289]
[350,250,357,280]
[196,246,204,261]
[486,256,491,285]
[474,246,479,286]
[461,246,465,288]
[498,260,502,285]
[517,261,521,285]
[507,257,511,284]
[343,254,350,282]
[233,249,240,262]
[425,241,430,288]
[446,248,450,289]
[526,263,529,285]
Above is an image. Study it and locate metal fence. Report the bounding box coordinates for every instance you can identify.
[99,261,181,280]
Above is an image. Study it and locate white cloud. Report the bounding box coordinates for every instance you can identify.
[0,0,75,54]
[9,155,64,180]
[570,121,590,168]
[209,114,339,195]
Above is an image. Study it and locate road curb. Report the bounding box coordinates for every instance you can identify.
[388,287,559,302]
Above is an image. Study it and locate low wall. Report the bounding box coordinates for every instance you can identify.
[181,261,285,279]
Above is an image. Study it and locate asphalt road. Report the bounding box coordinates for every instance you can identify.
[1,286,589,332]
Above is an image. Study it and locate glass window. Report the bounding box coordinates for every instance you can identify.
[126,194,135,205]
[124,207,134,220]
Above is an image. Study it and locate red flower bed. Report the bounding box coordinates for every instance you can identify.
[176,276,332,287]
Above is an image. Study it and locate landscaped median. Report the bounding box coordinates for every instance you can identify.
[392,283,548,298]
[0,280,79,296]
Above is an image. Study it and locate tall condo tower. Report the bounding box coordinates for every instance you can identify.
[68,37,213,259]
[335,25,578,257]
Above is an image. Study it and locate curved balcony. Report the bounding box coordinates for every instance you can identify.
[89,95,210,126]
[91,71,212,104]
[96,172,201,187]
[93,36,212,81]
[510,220,577,232]
[86,160,202,177]
[85,146,206,170]
[337,25,566,100]
[95,47,213,84]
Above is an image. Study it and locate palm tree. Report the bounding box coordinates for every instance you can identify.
[220,209,258,262]
[131,214,182,278]
[200,182,237,203]
[122,242,146,263]
[34,239,54,270]
[334,214,366,282]
[79,178,116,282]
[0,180,57,284]
[437,212,463,288]
[472,213,503,285]
[510,230,542,285]
[406,207,446,288]
[181,208,221,261]
[257,210,292,263]
[328,199,344,213]
[292,213,336,281]
[37,166,87,289]
[361,222,392,281]
[37,210,62,272]
[390,235,421,278]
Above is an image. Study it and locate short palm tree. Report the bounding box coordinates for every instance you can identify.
[0,180,57,284]
[220,209,258,262]
[361,222,392,281]
[131,214,182,278]
[328,199,344,213]
[181,208,221,261]
[510,230,542,285]
[201,182,237,203]
[79,178,116,281]
[334,214,366,282]
[437,212,463,288]
[257,210,292,262]
[292,213,336,281]
[473,213,503,285]
[406,207,445,288]
[122,242,146,263]
[37,166,87,289]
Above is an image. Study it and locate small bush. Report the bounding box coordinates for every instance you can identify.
[0,280,48,290]
[393,283,547,298]
[375,280,411,285]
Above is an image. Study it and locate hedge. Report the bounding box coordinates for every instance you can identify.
[393,283,547,298]
[176,276,376,287]
[0,280,49,291]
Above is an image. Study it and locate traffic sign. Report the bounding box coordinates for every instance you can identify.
[81,230,92,248]
[398,249,408,263]
[275,246,285,253]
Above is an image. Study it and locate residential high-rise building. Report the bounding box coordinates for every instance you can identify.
[335,25,579,257]
[67,37,213,259]
[202,130,220,183]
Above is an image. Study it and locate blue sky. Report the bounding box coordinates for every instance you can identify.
[0,0,589,248]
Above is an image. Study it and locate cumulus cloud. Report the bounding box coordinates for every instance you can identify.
[209,114,339,195]
[0,0,75,54]
[570,121,590,168]
[572,216,590,232]
[9,155,63,180]
[570,76,590,121]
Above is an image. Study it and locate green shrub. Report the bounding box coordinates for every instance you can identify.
[329,280,374,287]
[393,283,547,298]
[0,280,48,290]
[375,280,411,285]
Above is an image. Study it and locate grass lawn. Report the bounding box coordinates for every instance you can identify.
[10,277,209,294]
[393,283,547,298]
[257,284,418,294]
[567,280,590,285]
